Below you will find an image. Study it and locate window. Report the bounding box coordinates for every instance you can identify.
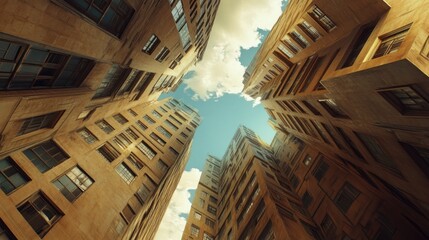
[77,108,96,120]
[150,133,166,146]
[156,160,169,174]
[128,109,138,116]
[17,111,64,136]
[0,157,29,194]
[299,21,321,41]
[127,153,144,170]
[209,196,218,204]
[155,47,170,62]
[18,192,62,237]
[194,212,202,220]
[0,219,17,239]
[207,205,217,215]
[0,38,94,90]
[115,163,136,184]
[117,69,142,96]
[289,31,310,48]
[401,143,429,178]
[205,218,215,228]
[335,182,360,213]
[373,25,410,58]
[136,120,148,131]
[78,128,98,144]
[121,204,136,224]
[180,132,188,138]
[136,184,152,204]
[53,166,93,202]
[152,110,162,119]
[136,141,156,160]
[356,132,400,174]
[309,5,336,31]
[203,233,214,240]
[301,220,322,240]
[302,191,313,209]
[318,99,349,118]
[378,85,429,116]
[23,140,69,173]
[321,215,336,237]
[278,44,294,58]
[143,115,155,124]
[113,114,128,124]
[157,126,172,138]
[190,224,200,237]
[341,23,376,68]
[164,120,178,130]
[93,65,127,99]
[169,147,179,156]
[96,120,114,134]
[312,158,329,181]
[62,0,134,37]
[199,198,205,208]
[142,34,160,54]
[97,143,119,162]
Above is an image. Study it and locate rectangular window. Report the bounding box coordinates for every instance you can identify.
[194,212,202,220]
[302,191,313,209]
[401,143,429,178]
[117,69,142,96]
[164,120,178,131]
[62,0,134,37]
[207,205,217,215]
[113,114,128,125]
[205,218,215,228]
[113,133,132,150]
[309,5,336,32]
[142,34,160,54]
[143,115,156,124]
[299,21,321,41]
[23,140,69,173]
[335,182,360,213]
[378,85,429,116]
[356,132,400,174]
[155,47,170,62]
[0,38,94,90]
[156,160,169,174]
[128,109,138,116]
[78,128,98,144]
[259,221,275,240]
[209,196,218,204]
[169,147,179,156]
[191,224,200,237]
[180,132,188,138]
[152,110,162,119]
[321,215,336,237]
[278,44,294,58]
[341,23,376,68]
[127,153,144,170]
[17,111,64,136]
[289,31,310,48]
[97,143,119,162]
[150,132,166,146]
[312,157,329,181]
[18,192,62,237]
[115,162,136,184]
[136,141,156,160]
[96,120,114,134]
[373,25,410,59]
[0,219,17,239]
[93,65,127,99]
[318,99,349,118]
[53,166,93,202]
[136,120,148,131]
[0,157,29,194]
[203,233,214,240]
[135,184,151,204]
[157,126,172,138]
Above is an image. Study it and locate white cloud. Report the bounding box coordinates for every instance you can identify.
[241,93,262,107]
[154,168,202,240]
[184,0,284,102]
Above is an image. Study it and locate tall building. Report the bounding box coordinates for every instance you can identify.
[243,0,429,239]
[0,0,219,239]
[0,97,200,239]
[0,0,220,155]
[182,126,322,240]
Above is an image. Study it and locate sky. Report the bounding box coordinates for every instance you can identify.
[154,0,288,239]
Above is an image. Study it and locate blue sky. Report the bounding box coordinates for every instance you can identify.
[154,1,287,239]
